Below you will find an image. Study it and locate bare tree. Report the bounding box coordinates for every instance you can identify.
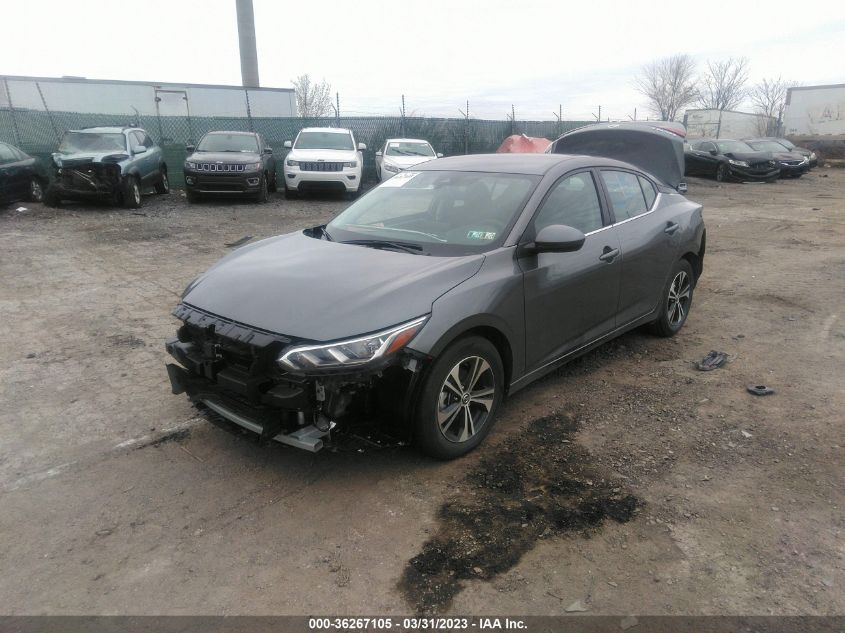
[634,54,698,122]
[696,57,749,111]
[291,74,333,118]
[750,77,798,136]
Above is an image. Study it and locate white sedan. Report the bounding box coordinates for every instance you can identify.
[375,138,442,181]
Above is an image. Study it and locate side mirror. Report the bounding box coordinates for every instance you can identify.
[185,144,195,153]
[677,182,688,194]
[283,140,292,149]
[436,152,444,158]
[375,150,382,157]
[133,145,147,154]
[528,224,586,254]
[358,142,367,151]
[264,147,273,154]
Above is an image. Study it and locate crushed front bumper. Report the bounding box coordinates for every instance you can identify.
[728,165,780,182]
[51,162,123,200]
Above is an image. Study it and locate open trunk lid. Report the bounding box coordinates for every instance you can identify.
[550,122,686,191]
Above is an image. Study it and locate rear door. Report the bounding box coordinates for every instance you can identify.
[520,170,622,370]
[599,169,681,324]
[131,131,158,184]
[0,143,25,202]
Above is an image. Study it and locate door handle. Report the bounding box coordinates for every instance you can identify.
[664,222,680,235]
[599,247,620,263]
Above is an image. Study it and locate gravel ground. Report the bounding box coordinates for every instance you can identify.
[0,170,843,615]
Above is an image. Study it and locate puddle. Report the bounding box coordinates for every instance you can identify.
[399,412,640,613]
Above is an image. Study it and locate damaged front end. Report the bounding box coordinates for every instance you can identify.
[51,155,125,199]
[165,303,428,452]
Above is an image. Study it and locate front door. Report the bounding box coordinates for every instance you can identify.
[520,170,622,371]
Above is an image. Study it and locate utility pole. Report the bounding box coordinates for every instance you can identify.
[458,100,470,155]
[400,94,406,136]
[336,92,340,125]
[235,0,260,88]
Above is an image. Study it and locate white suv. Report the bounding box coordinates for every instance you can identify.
[283,127,365,198]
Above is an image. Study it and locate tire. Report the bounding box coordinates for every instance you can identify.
[154,169,170,194]
[122,176,142,208]
[284,184,297,199]
[268,170,278,192]
[27,177,45,203]
[715,163,729,182]
[44,184,61,207]
[414,336,504,460]
[650,259,695,337]
[255,175,269,203]
[186,189,199,203]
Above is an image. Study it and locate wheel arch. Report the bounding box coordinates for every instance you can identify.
[682,228,706,282]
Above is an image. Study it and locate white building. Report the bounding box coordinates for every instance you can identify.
[783,84,845,136]
[683,108,772,139]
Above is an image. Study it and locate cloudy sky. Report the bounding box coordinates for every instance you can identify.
[3,0,844,120]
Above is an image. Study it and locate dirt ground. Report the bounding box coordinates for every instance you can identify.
[0,169,843,616]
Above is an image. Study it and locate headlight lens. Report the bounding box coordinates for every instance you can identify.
[243,162,261,172]
[728,159,749,167]
[384,163,400,173]
[185,161,197,169]
[278,316,427,371]
[809,152,816,160]
[344,161,358,168]
[286,159,299,167]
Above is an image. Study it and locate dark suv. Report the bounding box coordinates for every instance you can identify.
[46,127,169,208]
[183,131,276,202]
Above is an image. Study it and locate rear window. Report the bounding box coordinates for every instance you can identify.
[601,171,648,221]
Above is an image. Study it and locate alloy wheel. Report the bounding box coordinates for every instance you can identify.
[132,181,141,205]
[667,270,691,327]
[30,179,44,202]
[437,355,495,443]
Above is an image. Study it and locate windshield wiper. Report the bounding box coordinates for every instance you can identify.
[342,239,425,254]
[343,224,447,243]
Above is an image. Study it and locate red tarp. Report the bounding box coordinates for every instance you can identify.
[496,134,552,153]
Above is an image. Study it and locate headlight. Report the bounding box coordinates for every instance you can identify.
[802,156,809,163]
[278,316,427,371]
[184,161,196,169]
[809,152,816,160]
[384,163,400,173]
[344,161,358,168]
[243,162,261,172]
[286,159,299,167]
[728,159,749,167]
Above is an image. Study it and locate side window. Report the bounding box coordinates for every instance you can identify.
[601,170,648,221]
[700,142,715,153]
[638,176,656,209]
[0,143,17,163]
[533,172,603,235]
[130,131,145,148]
[140,131,155,148]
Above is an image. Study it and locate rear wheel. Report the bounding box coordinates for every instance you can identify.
[44,184,61,207]
[651,259,695,337]
[28,178,45,202]
[268,169,278,192]
[715,163,729,182]
[414,336,504,460]
[154,169,170,194]
[123,176,141,209]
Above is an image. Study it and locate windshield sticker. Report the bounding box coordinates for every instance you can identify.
[380,171,421,187]
[466,230,497,241]
[389,142,400,147]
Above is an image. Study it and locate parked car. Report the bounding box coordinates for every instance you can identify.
[745,136,817,168]
[0,141,48,205]
[166,124,705,460]
[375,138,441,181]
[183,131,276,202]
[45,127,168,208]
[684,139,779,182]
[744,139,810,177]
[282,127,365,198]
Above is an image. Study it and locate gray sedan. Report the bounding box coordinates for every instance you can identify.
[167,124,705,459]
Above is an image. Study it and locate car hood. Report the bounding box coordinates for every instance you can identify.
[550,122,686,190]
[53,151,130,166]
[768,151,805,161]
[287,148,359,162]
[187,151,261,164]
[183,230,485,341]
[383,155,436,168]
[722,150,773,162]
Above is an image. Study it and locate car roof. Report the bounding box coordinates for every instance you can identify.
[412,153,638,176]
[73,126,132,134]
[385,138,431,144]
[298,127,352,134]
[205,130,257,136]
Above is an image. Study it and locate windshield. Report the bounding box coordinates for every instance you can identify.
[197,133,258,152]
[778,138,795,150]
[386,141,435,157]
[327,170,539,255]
[58,132,126,154]
[295,131,354,151]
[748,140,788,152]
[716,140,754,154]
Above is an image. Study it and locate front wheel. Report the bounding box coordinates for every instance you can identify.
[255,175,269,203]
[414,336,504,460]
[715,163,729,182]
[650,259,695,337]
[123,176,141,208]
[28,177,45,202]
